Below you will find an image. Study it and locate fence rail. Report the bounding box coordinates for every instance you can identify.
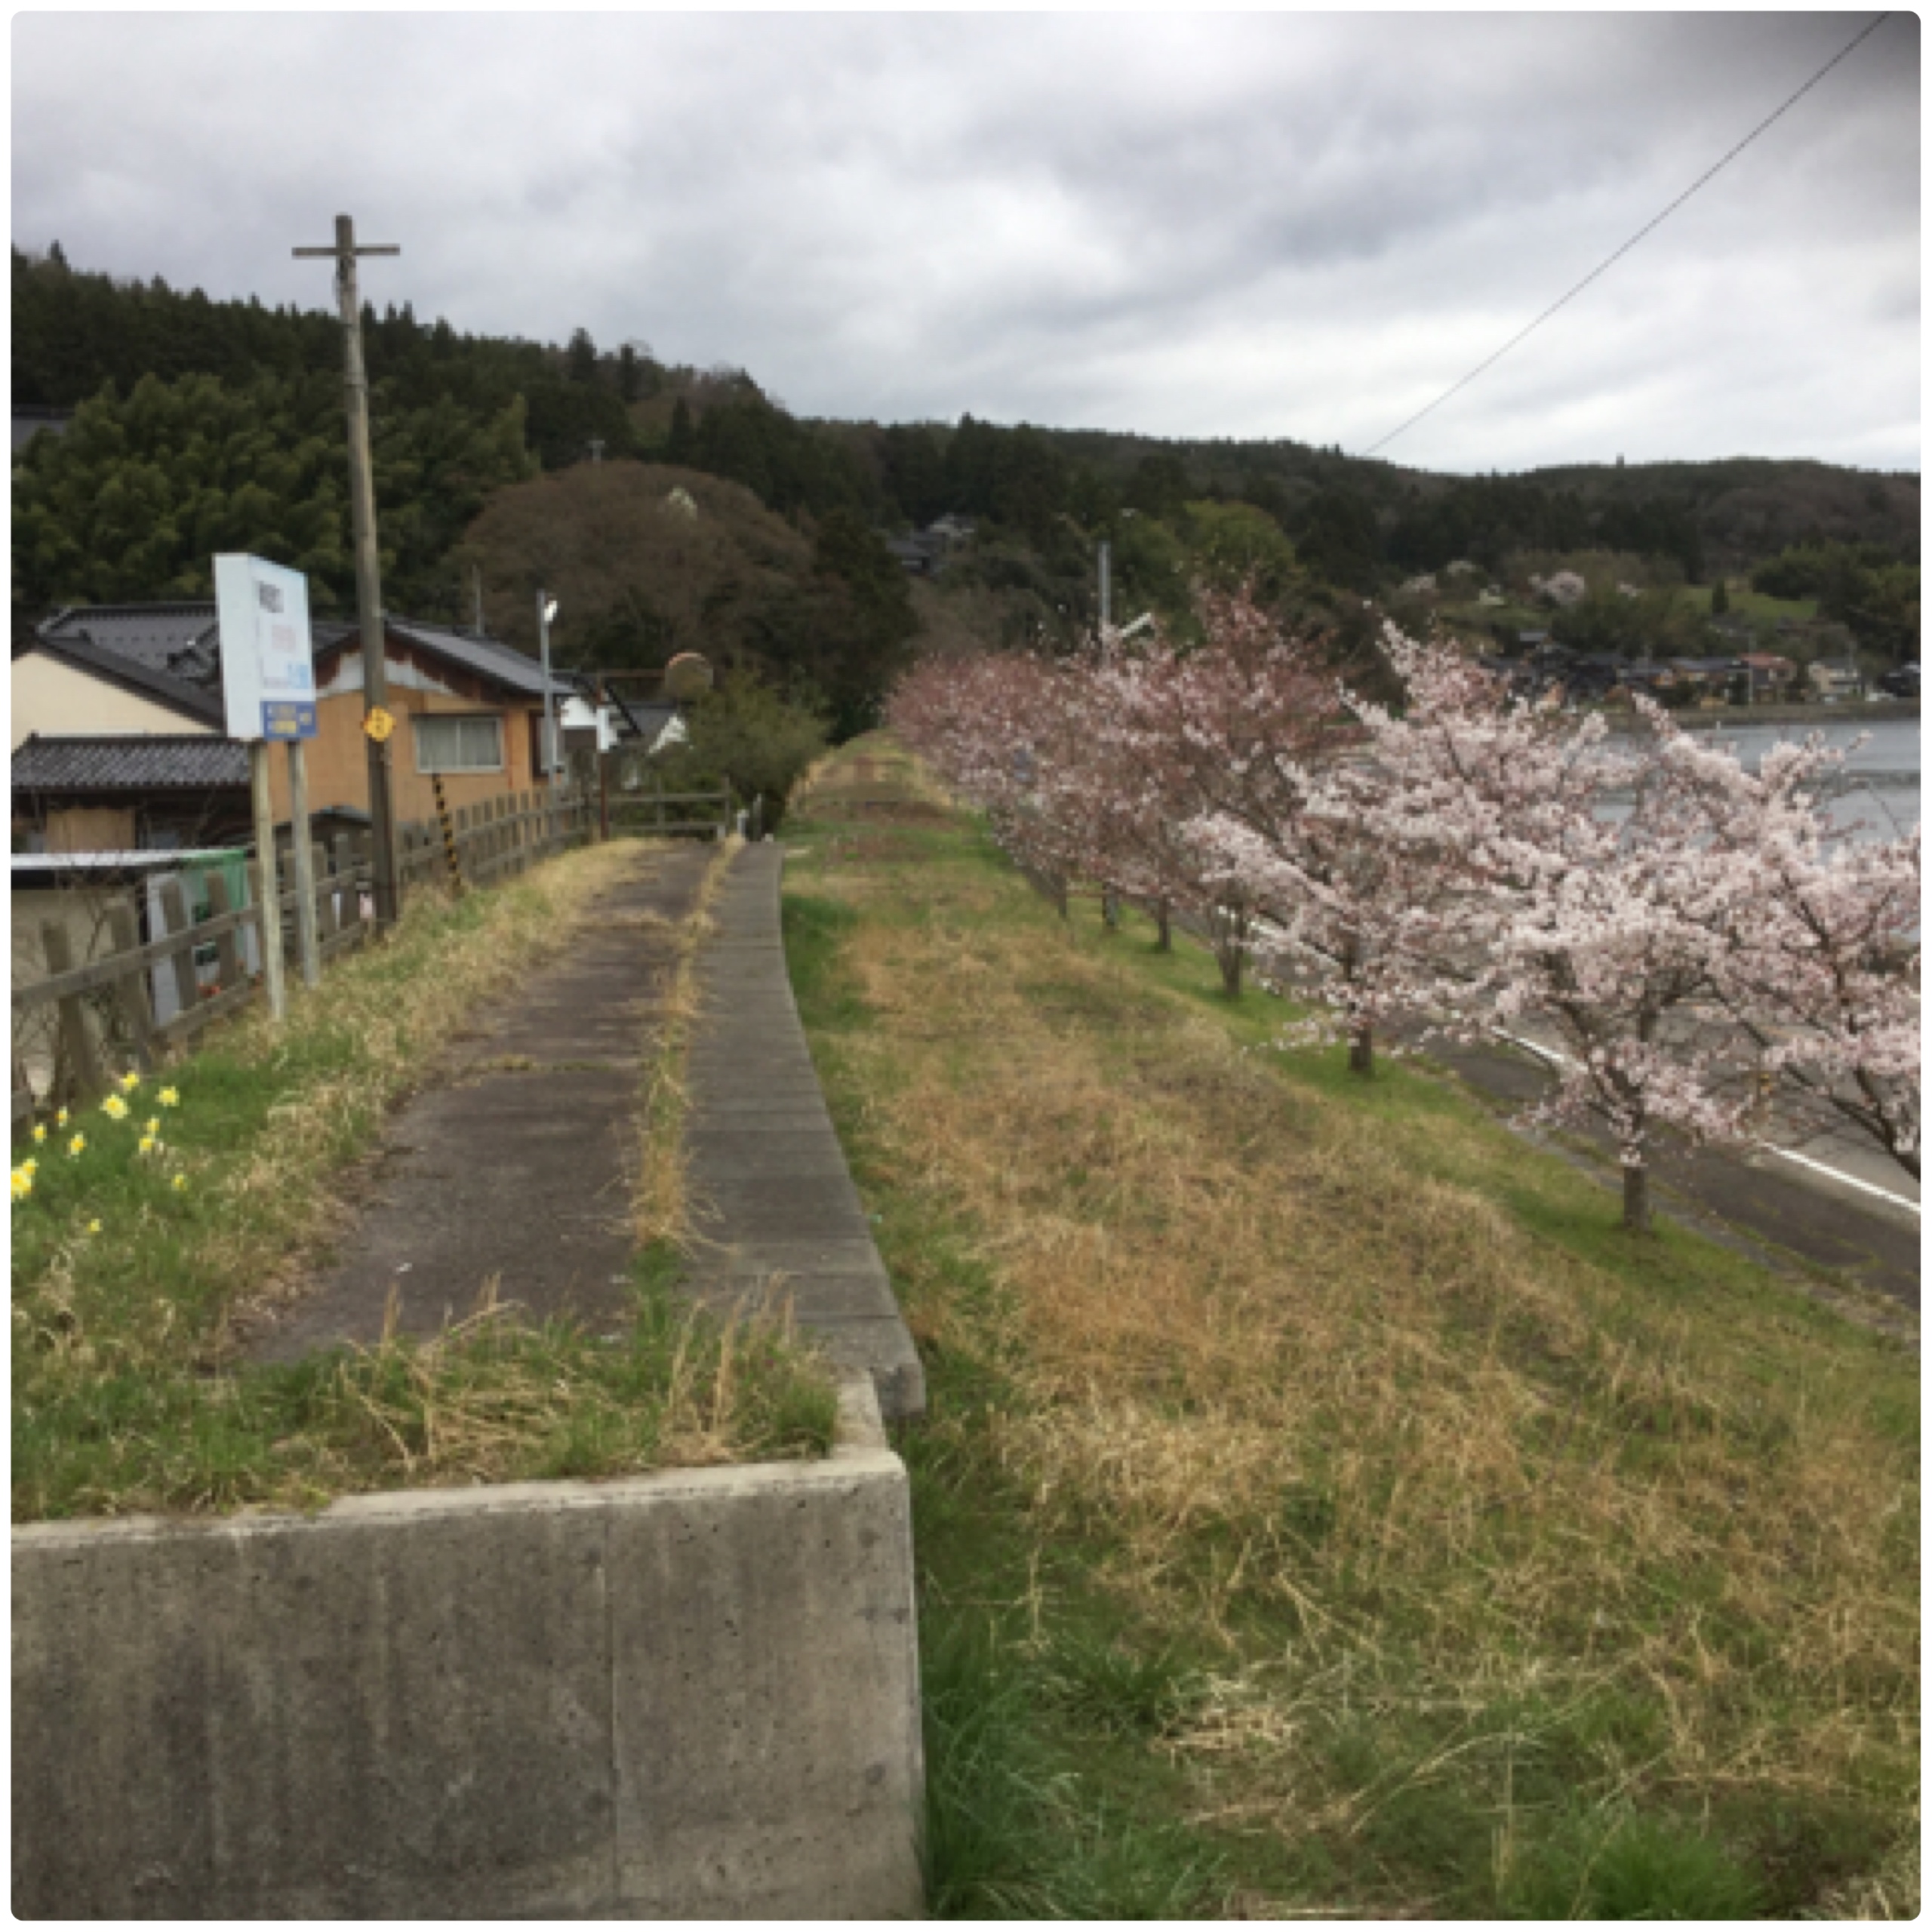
[11,786,601,1125]
[605,784,734,840]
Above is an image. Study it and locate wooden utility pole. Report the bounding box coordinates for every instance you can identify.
[294,214,402,930]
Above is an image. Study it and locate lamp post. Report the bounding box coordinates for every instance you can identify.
[537,592,560,795]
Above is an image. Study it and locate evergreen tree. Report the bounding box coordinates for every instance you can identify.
[667,396,695,465]
[567,327,599,385]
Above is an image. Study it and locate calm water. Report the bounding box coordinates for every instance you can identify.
[1699,717,1920,840]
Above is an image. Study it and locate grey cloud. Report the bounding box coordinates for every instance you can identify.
[11,11,1918,472]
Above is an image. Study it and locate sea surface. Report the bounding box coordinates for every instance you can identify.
[1698,716,1920,841]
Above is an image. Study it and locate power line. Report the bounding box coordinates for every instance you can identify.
[1361,12,1892,459]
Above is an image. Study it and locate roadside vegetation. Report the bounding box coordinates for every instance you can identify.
[784,737,1918,1920]
[12,839,835,1523]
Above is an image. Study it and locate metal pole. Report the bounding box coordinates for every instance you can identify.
[294,214,401,932]
[1099,540,1112,635]
[472,564,485,637]
[538,591,560,798]
[248,743,288,1022]
[287,740,321,989]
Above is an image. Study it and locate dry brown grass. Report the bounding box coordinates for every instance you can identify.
[15,837,838,1520]
[789,772,1918,1906]
[632,837,737,1250]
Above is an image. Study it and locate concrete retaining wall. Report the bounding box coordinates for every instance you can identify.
[13,1380,923,1920]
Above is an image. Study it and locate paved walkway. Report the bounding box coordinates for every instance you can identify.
[246,839,930,1419]
[681,845,927,1421]
[248,844,712,1359]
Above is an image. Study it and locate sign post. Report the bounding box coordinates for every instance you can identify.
[215,554,321,1017]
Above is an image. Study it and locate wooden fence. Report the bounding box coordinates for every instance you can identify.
[605,783,734,841]
[11,788,596,1126]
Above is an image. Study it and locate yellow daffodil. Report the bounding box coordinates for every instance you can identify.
[158,1088,180,1109]
[10,1168,32,1201]
[138,1136,156,1157]
[23,1159,37,1177]
[32,1124,46,1145]
[67,1134,86,1158]
[171,1174,188,1192]
[87,1220,101,1234]
[55,1108,69,1128]
[101,1096,130,1121]
[119,1071,140,1092]
[144,1118,160,1136]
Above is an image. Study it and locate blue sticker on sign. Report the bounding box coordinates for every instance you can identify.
[262,701,318,740]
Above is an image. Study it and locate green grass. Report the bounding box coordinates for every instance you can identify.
[15,1247,838,1521]
[1685,584,1820,623]
[13,848,836,1521]
[782,738,1919,1920]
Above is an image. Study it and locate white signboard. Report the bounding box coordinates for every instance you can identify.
[214,554,318,742]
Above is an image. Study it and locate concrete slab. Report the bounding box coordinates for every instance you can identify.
[694,1237,899,1278]
[691,1096,834,1121]
[691,1177,871,1236]
[685,1143,857,1183]
[243,845,714,1361]
[686,1272,903,1322]
[12,1390,924,1919]
[681,844,926,1420]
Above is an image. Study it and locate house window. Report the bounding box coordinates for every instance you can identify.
[413,713,505,774]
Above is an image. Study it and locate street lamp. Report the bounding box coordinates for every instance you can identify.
[537,592,560,795]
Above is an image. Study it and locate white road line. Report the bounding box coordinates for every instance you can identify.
[1759,1143,1921,1215]
[1491,1029,1921,1217]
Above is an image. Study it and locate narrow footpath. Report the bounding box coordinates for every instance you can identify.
[246,840,928,1420]
[249,844,712,1358]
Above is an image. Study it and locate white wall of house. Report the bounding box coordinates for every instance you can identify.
[11,651,216,749]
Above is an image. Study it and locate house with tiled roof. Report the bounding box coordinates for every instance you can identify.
[12,601,571,857]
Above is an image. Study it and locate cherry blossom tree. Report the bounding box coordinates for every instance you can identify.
[1663,729,1920,1178]
[1084,588,1364,998]
[1352,635,1766,1232]
[891,611,1921,1231]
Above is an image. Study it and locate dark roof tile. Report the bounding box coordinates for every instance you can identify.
[11,734,250,792]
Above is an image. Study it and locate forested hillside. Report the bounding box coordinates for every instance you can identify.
[12,241,1920,726]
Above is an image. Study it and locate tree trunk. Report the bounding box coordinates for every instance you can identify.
[1102,888,1121,930]
[1348,1026,1374,1078]
[1622,1164,1651,1235]
[1155,903,1171,952]
[1218,946,1244,999]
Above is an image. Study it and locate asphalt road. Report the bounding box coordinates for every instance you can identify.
[1420,1030,1920,1315]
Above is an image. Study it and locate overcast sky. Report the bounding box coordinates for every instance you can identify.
[12,11,1921,475]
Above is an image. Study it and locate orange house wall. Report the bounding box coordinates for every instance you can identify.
[264,645,546,828]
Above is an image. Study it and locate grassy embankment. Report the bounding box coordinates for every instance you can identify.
[1687,587,1820,623]
[782,736,1918,1921]
[12,838,835,1524]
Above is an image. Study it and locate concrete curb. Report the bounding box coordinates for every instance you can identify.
[12,1377,924,1919]
[684,844,928,1423]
